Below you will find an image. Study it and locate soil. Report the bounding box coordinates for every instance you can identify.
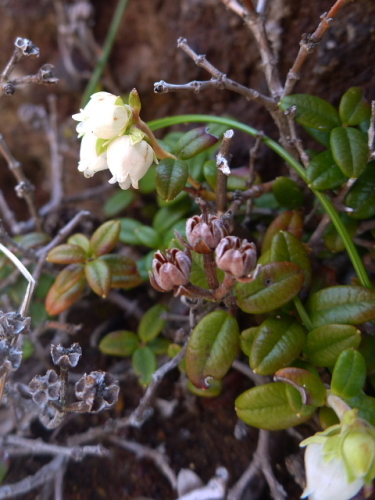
[0,1,375,499]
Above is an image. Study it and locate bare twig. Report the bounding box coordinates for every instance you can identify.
[45,95,64,211]
[232,359,265,386]
[109,437,177,490]
[106,290,144,321]
[0,191,18,230]
[257,430,287,500]
[285,107,310,168]
[283,0,352,97]
[368,101,375,161]
[216,130,233,214]
[1,38,39,82]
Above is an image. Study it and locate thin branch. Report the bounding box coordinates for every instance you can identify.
[45,95,64,211]
[216,129,233,214]
[368,101,375,161]
[154,38,277,112]
[283,0,353,97]
[0,191,18,230]
[1,38,40,82]
[285,107,310,167]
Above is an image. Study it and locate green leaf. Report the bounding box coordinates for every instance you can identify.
[274,367,326,407]
[330,126,369,178]
[118,218,144,245]
[272,177,303,210]
[147,337,171,355]
[186,311,239,389]
[331,349,366,399]
[303,324,361,367]
[103,190,136,217]
[139,164,156,194]
[68,234,91,254]
[45,264,86,315]
[132,346,157,386]
[15,232,51,249]
[240,327,258,356]
[279,94,341,131]
[250,315,306,375]
[203,160,218,190]
[339,87,371,126]
[138,304,168,343]
[187,379,222,398]
[261,211,303,254]
[152,199,190,234]
[188,252,223,290]
[90,220,121,257]
[99,330,139,357]
[47,244,87,264]
[307,286,375,328]
[99,254,142,289]
[270,230,311,289]
[303,126,331,147]
[133,226,161,249]
[235,262,304,314]
[345,162,375,219]
[175,127,218,160]
[155,159,189,201]
[235,382,316,430]
[323,214,358,253]
[306,149,348,190]
[85,259,111,297]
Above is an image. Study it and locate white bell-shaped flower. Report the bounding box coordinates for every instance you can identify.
[73,92,131,140]
[302,442,364,500]
[77,131,108,178]
[106,135,154,190]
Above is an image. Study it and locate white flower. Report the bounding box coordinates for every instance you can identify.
[106,135,154,190]
[73,92,131,139]
[302,442,364,500]
[77,131,108,178]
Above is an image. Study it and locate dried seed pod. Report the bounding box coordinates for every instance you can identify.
[29,370,61,406]
[0,339,22,376]
[0,312,30,339]
[215,236,257,281]
[51,343,82,369]
[186,215,230,254]
[149,248,192,292]
[75,371,119,413]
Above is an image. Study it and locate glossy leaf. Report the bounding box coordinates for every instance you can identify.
[270,230,311,288]
[240,327,258,356]
[272,177,303,210]
[261,211,303,254]
[45,264,86,315]
[103,190,136,217]
[250,315,306,375]
[152,199,190,234]
[307,286,375,328]
[175,127,218,160]
[99,254,142,289]
[147,337,171,355]
[330,126,368,178]
[274,367,326,407]
[118,218,144,245]
[90,220,121,257]
[15,232,51,249]
[85,259,111,298]
[306,149,347,190]
[303,324,361,367]
[235,262,304,314]
[339,87,371,126]
[99,330,139,357]
[186,311,239,389]
[331,349,366,399]
[235,382,316,430]
[138,304,168,343]
[279,94,341,131]
[345,162,375,219]
[155,158,189,201]
[303,126,330,147]
[132,346,157,386]
[68,233,91,254]
[187,379,222,398]
[47,244,87,264]
[133,226,161,249]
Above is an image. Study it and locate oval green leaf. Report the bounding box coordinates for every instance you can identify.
[186,310,239,389]
[235,262,304,314]
[303,324,361,367]
[279,94,341,131]
[307,286,375,328]
[272,177,303,210]
[85,259,111,298]
[240,327,258,356]
[306,149,348,190]
[138,304,168,343]
[155,158,189,201]
[47,244,87,264]
[99,330,139,357]
[99,254,142,289]
[339,87,371,126]
[331,349,366,399]
[118,218,144,245]
[68,233,91,254]
[330,126,369,178]
[133,226,161,249]
[274,367,326,407]
[175,127,218,160]
[45,264,86,315]
[103,190,136,217]
[132,346,157,386]
[235,382,316,430]
[261,211,303,254]
[250,315,306,375]
[345,162,375,219]
[90,220,121,257]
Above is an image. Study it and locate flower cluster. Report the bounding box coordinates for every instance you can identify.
[73,91,156,190]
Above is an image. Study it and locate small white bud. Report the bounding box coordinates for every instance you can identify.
[77,131,108,178]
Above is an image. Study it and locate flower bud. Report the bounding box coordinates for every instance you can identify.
[107,135,154,190]
[342,430,375,479]
[73,92,131,139]
[150,249,191,292]
[77,131,108,178]
[215,236,257,280]
[186,215,230,254]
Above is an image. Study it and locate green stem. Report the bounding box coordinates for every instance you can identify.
[81,0,130,108]
[148,114,372,289]
[293,296,313,331]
